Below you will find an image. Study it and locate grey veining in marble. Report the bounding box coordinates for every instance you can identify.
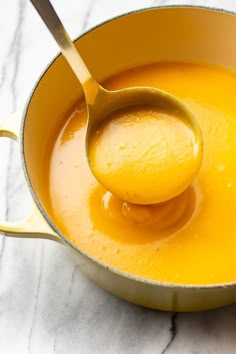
[1,0,236,353]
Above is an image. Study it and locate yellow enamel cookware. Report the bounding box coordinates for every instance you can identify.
[1,6,236,311]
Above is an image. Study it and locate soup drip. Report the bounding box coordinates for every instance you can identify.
[101,186,197,233]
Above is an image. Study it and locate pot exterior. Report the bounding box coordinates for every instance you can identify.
[68,246,236,312]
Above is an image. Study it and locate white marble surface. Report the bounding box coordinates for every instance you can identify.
[1,0,236,353]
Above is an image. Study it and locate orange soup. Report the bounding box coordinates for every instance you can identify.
[45,62,236,285]
[88,105,200,205]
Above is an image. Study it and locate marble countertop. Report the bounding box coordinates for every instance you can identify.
[1,0,236,353]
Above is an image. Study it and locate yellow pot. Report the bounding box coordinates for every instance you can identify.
[1,6,236,312]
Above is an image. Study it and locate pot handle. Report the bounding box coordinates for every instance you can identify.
[0,110,63,243]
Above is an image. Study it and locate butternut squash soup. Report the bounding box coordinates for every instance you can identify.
[45,62,236,285]
[88,105,200,205]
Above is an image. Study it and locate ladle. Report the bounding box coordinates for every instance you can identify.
[30,0,203,204]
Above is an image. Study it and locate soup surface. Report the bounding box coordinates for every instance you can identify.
[45,62,236,285]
